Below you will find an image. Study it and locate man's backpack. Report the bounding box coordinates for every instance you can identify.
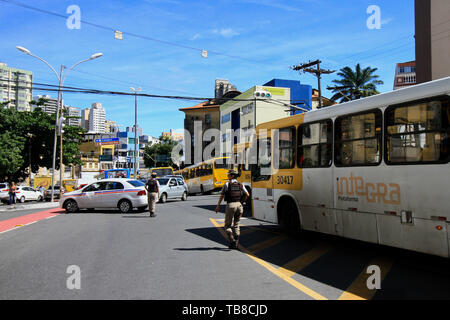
[146,179,158,193]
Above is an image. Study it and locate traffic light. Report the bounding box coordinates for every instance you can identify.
[253,90,272,99]
[57,116,65,135]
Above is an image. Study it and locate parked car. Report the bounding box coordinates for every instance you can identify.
[44,185,64,201]
[60,178,148,213]
[1,185,43,203]
[157,176,188,203]
[15,186,44,203]
[0,182,10,204]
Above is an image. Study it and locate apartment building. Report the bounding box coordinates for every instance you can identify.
[0,62,33,111]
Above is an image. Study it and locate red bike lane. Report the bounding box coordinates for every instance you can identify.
[0,208,64,234]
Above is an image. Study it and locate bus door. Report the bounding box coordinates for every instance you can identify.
[251,136,276,222]
[297,120,338,236]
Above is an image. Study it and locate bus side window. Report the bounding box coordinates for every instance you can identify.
[278,127,296,169]
[386,97,450,164]
[335,110,382,167]
[298,120,332,168]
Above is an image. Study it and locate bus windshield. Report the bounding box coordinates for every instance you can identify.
[152,168,173,177]
[214,159,233,169]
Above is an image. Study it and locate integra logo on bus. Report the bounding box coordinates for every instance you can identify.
[337,173,400,205]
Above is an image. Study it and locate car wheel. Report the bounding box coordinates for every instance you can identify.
[20,196,25,203]
[37,195,43,202]
[181,192,187,201]
[65,199,79,213]
[159,193,167,203]
[118,199,132,213]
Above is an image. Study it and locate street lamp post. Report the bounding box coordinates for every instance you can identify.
[130,87,142,179]
[27,133,34,187]
[16,46,102,201]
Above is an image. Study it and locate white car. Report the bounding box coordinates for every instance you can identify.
[16,186,44,203]
[0,186,43,203]
[60,178,148,213]
[157,176,188,203]
[0,182,10,204]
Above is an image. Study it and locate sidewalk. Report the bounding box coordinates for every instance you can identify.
[0,201,59,212]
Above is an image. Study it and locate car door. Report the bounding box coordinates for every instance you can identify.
[19,187,29,200]
[78,182,104,208]
[168,178,178,198]
[27,187,38,200]
[102,181,125,207]
[176,178,185,196]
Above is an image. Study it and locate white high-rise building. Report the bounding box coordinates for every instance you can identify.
[0,62,33,111]
[88,102,106,133]
[66,106,81,127]
[31,95,58,114]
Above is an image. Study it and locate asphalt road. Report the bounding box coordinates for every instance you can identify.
[1,194,450,300]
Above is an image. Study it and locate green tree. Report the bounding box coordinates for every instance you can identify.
[143,135,178,168]
[330,63,384,103]
[0,106,85,181]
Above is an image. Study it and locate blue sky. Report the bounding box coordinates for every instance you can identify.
[0,0,415,137]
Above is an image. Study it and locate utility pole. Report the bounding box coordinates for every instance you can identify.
[130,87,142,179]
[291,60,335,108]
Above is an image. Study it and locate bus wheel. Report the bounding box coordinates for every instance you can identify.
[278,198,301,235]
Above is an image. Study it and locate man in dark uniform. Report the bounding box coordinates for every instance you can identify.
[215,169,249,249]
[145,172,160,217]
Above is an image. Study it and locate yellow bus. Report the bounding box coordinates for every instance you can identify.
[176,157,232,195]
[250,76,450,258]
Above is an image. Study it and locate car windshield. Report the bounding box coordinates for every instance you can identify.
[157,178,169,185]
[127,180,145,187]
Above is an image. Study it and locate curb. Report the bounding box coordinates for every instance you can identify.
[0,202,59,212]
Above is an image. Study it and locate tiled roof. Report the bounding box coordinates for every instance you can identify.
[179,101,219,111]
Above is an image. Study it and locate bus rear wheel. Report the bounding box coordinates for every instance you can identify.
[278,198,301,235]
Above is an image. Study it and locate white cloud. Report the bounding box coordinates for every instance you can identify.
[190,33,202,41]
[239,0,303,14]
[212,28,240,38]
[381,18,393,26]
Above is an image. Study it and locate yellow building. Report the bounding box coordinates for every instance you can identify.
[79,141,115,173]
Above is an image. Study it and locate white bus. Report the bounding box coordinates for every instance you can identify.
[250,77,450,257]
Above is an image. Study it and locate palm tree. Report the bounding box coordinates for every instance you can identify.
[330,64,384,103]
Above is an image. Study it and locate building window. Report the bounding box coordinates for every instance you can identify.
[298,120,332,168]
[335,110,382,166]
[205,114,211,125]
[221,113,230,124]
[241,103,253,115]
[385,98,450,164]
[278,127,296,169]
